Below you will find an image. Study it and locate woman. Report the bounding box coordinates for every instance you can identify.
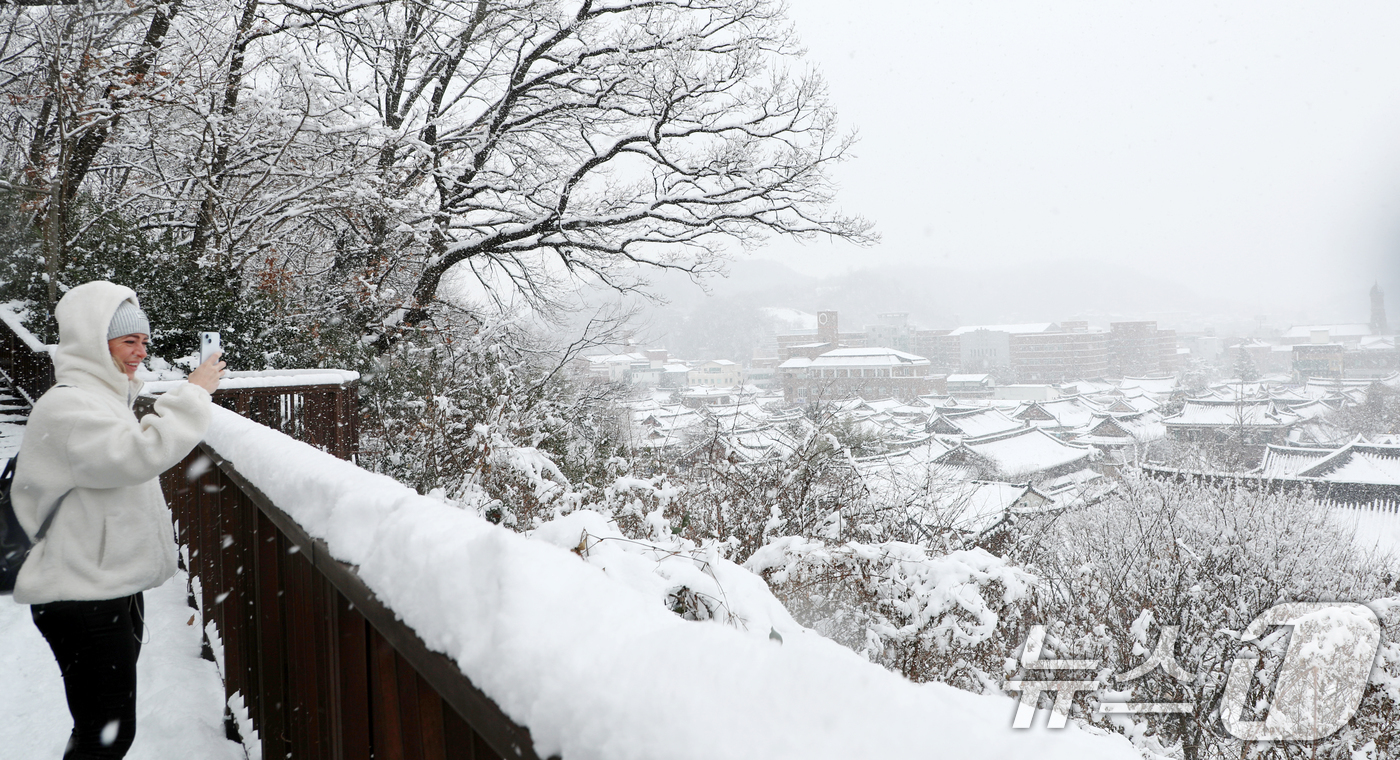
[11,281,224,758]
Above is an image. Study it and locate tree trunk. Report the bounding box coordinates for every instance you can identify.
[190,0,259,259]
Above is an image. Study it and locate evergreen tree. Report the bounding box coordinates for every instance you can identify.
[0,194,273,367]
[1233,345,1260,381]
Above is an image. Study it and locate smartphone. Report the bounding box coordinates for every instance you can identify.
[199,332,222,366]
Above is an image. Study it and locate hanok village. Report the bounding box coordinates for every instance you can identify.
[583,284,1400,538]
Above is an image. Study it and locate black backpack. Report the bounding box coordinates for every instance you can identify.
[0,456,69,595]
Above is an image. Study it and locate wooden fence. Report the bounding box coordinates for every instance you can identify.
[0,306,546,760]
[0,305,54,405]
[207,381,360,462]
[160,439,545,760]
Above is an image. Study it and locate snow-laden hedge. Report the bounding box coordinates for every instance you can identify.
[205,406,1137,760]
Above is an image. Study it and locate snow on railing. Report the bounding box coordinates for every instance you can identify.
[0,301,49,353]
[195,405,1137,760]
[143,368,360,394]
[144,369,360,461]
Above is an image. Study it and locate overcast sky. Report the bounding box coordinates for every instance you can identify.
[748,1,1400,325]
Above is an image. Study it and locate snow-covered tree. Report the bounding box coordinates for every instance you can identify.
[1233,346,1260,382]
[277,0,872,349]
[1013,471,1397,760]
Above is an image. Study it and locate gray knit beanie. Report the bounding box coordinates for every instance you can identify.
[107,300,151,340]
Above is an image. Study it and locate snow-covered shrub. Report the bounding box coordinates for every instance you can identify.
[358,315,628,529]
[745,536,1036,692]
[529,510,806,640]
[1013,470,1399,760]
[1333,383,1400,440]
[663,408,923,565]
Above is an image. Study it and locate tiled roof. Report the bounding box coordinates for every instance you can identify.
[1165,399,1298,428]
[950,427,1094,479]
[929,408,1026,438]
[1295,442,1400,485]
[1258,443,1340,478]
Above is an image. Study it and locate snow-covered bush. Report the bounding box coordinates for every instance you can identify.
[531,510,805,640]
[358,316,628,529]
[745,536,1036,693]
[1013,470,1400,760]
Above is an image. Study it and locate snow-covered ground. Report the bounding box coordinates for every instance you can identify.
[0,569,243,759]
[0,399,23,460]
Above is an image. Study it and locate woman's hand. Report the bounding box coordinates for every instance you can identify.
[188,351,225,394]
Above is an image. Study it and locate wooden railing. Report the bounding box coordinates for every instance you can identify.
[206,377,360,461]
[0,304,54,405]
[160,440,546,760]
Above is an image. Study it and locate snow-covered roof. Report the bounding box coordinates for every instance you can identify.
[1267,387,1312,404]
[947,323,1056,336]
[1077,413,1165,444]
[930,408,1026,438]
[1287,419,1352,448]
[946,374,991,383]
[1286,398,1337,421]
[808,347,930,367]
[1165,399,1298,428]
[1281,324,1373,340]
[682,386,737,396]
[1119,376,1177,395]
[1259,443,1343,478]
[1017,397,1104,430]
[1064,379,1117,395]
[858,398,920,414]
[585,352,649,366]
[951,427,1094,479]
[721,425,808,462]
[1291,441,1400,485]
[933,481,1052,534]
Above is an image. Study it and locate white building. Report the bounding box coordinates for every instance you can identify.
[687,359,742,387]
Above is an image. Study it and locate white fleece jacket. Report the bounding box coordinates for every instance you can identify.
[11,281,211,604]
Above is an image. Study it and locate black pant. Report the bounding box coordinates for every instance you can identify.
[31,593,145,759]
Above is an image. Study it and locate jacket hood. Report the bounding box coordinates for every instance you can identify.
[54,281,145,398]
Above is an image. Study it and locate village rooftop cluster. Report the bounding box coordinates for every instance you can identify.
[576,285,1400,539]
